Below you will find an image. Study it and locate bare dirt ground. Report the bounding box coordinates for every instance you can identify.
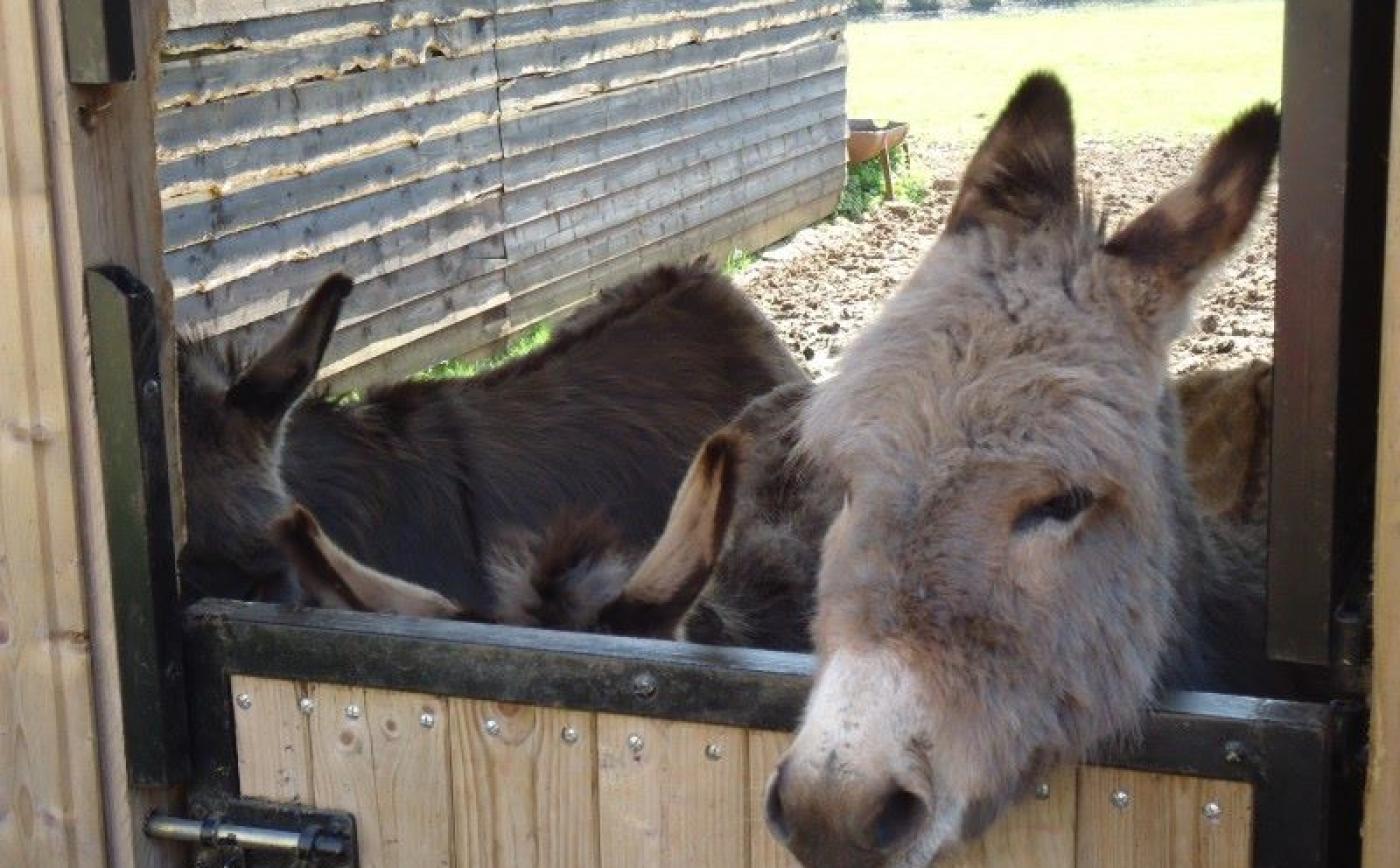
[737,137,1277,381]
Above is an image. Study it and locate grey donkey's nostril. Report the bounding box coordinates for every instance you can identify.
[868,786,928,852]
[765,759,792,842]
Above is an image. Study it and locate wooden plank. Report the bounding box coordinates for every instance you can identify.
[160,86,499,208]
[169,0,407,31]
[1363,5,1400,858]
[504,139,845,289]
[499,16,843,116]
[176,196,504,334]
[597,714,747,868]
[504,119,845,261]
[493,0,792,45]
[1075,768,1251,868]
[159,15,496,110]
[450,700,599,868]
[157,51,499,159]
[494,0,843,82]
[500,39,843,159]
[364,689,452,868]
[748,730,798,868]
[945,765,1077,868]
[500,66,843,191]
[231,675,312,802]
[501,95,840,231]
[307,682,383,865]
[165,0,493,54]
[166,162,502,296]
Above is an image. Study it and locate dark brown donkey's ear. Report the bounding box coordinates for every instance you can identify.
[595,427,747,637]
[272,504,467,619]
[227,273,353,423]
[946,71,1077,237]
[1103,103,1279,344]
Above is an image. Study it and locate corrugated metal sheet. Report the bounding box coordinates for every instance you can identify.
[159,0,847,386]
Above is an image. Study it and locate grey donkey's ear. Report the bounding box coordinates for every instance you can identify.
[946,71,1077,237]
[226,273,353,423]
[1103,104,1279,344]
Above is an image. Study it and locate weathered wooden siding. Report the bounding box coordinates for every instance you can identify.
[158,0,847,387]
[230,678,1254,868]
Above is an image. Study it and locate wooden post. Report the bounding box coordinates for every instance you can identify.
[1362,6,1400,862]
[1,0,179,866]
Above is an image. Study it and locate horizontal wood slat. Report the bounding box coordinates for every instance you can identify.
[159,0,847,382]
[229,681,1255,867]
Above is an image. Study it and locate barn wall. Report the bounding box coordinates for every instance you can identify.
[158,0,848,388]
[229,677,1254,868]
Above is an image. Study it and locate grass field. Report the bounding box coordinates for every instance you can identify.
[846,0,1284,141]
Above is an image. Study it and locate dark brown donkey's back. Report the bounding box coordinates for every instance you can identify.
[177,262,804,614]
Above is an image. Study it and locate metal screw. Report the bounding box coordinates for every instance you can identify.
[420,712,436,729]
[705,743,723,761]
[298,697,315,715]
[561,726,580,745]
[235,693,252,710]
[1111,790,1131,810]
[1224,740,1247,764]
[345,704,361,720]
[484,719,501,737]
[631,673,658,700]
[142,379,161,399]
[1202,801,1223,822]
[627,734,645,754]
[1034,782,1051,801]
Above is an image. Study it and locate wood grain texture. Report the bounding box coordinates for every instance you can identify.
[597,714,748,868]
[231,675,312,802]
[161,0,846,384]
[307,683,382,865]
[365,688,452,868]
[1364,7,1400,860]
[945,765,1078,868]
[748,730,799,868]
[1075,767,1251,868]
[450,699,600,868]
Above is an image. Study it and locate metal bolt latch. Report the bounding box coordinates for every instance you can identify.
[235,693,253,710]
[298,697,315,715]
[1202,800,1223,821]
[1111,790,1131,810]
[561,726,580,745]
[1034,782,1051,800]
[344,704,361,720]
[705,743,723,761]
[484,719,501,737]
[627,734,645,754]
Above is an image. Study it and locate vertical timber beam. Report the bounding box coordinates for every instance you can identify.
[1363,5,1400,860]
[2,0,180,866]
[1270,0,1394,670]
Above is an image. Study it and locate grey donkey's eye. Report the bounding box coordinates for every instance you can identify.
[1013,487,1096,534]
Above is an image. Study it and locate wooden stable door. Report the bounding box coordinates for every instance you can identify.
[229,677,1252,868]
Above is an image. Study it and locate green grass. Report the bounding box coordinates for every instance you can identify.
[413,323,553,381]
[723,248,759,275]
[846,0,1283,142]
[837,146,930,220]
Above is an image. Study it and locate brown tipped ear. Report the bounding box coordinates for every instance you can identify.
[227,273,353,422]
[947,71,1077,237]
[1103,104,1279,340]
[272,503,467,619]
[595,428,746,637]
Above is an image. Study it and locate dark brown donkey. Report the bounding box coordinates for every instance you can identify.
[764,74,1288,867]
[177,261,804,612]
